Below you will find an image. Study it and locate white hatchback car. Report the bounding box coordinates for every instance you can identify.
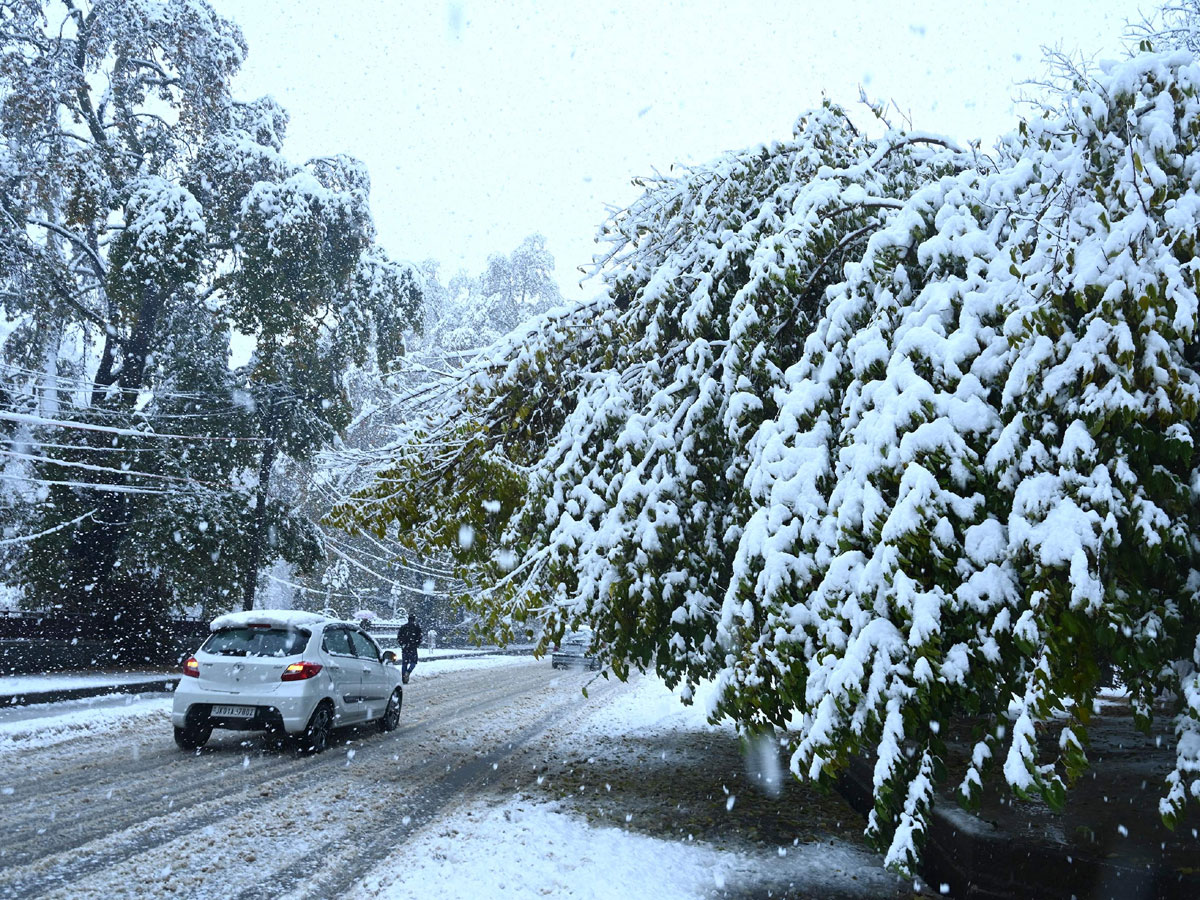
[172,610,403,753]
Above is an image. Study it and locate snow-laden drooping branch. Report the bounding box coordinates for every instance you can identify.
[341,44,1200,873]
[340,100,971,677]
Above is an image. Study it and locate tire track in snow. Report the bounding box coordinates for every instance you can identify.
[0,668,510,858]
[0,671,532,893]
[0,670,491,811]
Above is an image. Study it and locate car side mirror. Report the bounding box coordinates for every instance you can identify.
[381,650,398,665]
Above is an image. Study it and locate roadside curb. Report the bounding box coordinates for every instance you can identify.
[0,677,180,708]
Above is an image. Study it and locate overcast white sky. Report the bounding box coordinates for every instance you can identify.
[210,0,1141,297]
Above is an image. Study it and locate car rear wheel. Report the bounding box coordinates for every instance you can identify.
[294,701,334,754]
[378,688,402,732]
[174,722,211,750]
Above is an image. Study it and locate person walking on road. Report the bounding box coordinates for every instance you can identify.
[397,616,423,684]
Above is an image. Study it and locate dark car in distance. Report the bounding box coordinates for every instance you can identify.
[551,631,600,670]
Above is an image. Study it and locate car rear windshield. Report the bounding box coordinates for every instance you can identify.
[201,627,309,658]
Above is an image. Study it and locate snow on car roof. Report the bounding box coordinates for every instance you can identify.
[209,610,337,631]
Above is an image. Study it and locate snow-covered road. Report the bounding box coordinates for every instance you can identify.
[0,658,589,898]
[0,658,917,899]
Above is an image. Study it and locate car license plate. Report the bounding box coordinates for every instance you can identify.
[212,705,254,718]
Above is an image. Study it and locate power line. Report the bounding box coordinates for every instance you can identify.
[0,448,230,489]
[265,571,366,602]
[349,525,457,579]
[316,517,460,582]
[5,439,160,455]
[0,473,189,496]
[0,508,97,547]
[0,361,227,403]
[323,539,462,599]
[0,409,269,442]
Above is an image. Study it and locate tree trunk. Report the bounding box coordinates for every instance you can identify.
[69,282,166,623]
[240,438,279,611]
[91,283,164,406]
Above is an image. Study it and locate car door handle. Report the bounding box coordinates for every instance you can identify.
[361,666,373,674]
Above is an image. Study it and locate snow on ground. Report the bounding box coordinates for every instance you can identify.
[564,671,726,735]
[409,653,535,678]
[350,674,905,900]
[350,799,749,900]
[420,648,495,659]
[0,695,172,754]
[0,659,911,898]
[351,797,904,900]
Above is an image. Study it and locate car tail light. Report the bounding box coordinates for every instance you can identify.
[182,656,200,678]
[281,661,323,682]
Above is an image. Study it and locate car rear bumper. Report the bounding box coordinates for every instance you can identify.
[182,702,287,732]
[172,684,319,733]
